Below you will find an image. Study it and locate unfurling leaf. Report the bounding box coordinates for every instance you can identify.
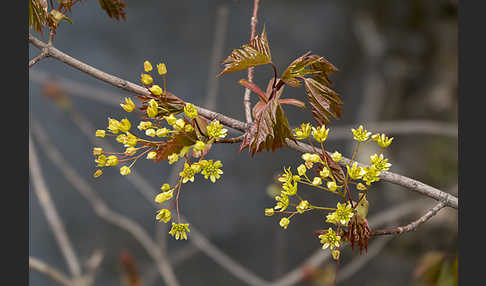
[239,79,267,102]
[240,79,294,156]
[50,10,72,25]
[278,98,306,109]
[29,0,49,34]
[304,77,342,126]
[155,132,197,162]
[219,27,272,76]
[137,91,186,119]
[98,0,127,21]
[281,52,339,88]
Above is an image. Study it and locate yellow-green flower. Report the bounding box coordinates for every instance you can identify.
[123,132,138,147]
[173,118,186,131]
[327,181,338,191]
[120,166,131,176]
[199,160,223,183]
[107,118,121,134]
[95,155,107,167]
[347,162,366,180]
[362,166,380,185]
[147,151,157,160]
[279,167,297,195]
[106,155,119,166]
[274,194,289,211]
[326,202,354,225]
[154,190,174,203]
[116,134,127,144]
[120,97,135,112]
[141,74,153,85]
[356,183,367,191]
[161,183,171,192]
[168,153,179,164]
[332,250,340,260]
[265,208,274,216]
[95,129,106,138]
[146,99,159,118]
[144,60,153,72]
[125,147,137,156]
[93,169,103,178]
[369,153,391,171]
[193,141,206,152]
[293,123,311,140]
[164,114,177,125]
[297,164,307,176]
[156,209,171,223]
[184,103,198,119]
[145,128,156,137]
[179,163,201,183]
[312,125,329,143]
[149,85,163,96]
[138,121,152,130]
[319,228,341,250]
[156,128,170,137]
[157,63,167,75]
[296,200,310,213]
[371,133,393,148]
[119,119,131,133]
[169,223,190,240]
[207,120,228,139]
[184,124,194,132]
[319,167,330,178]
[351,125,371,142]
[331,151,342,162]
[92,147,103,156]
[279,217,290,229]
[312,177,322,186]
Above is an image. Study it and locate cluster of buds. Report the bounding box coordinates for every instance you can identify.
[266,123,393,260]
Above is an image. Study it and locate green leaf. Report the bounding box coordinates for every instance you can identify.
[219,27,272,76]
[50,10,72,25]
[98,0,127,21]
[240,82,294,156]
[303,77,342,126]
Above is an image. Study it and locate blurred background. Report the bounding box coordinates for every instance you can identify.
[29,0,458,285]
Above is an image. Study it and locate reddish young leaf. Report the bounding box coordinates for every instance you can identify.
[278,98,306,109]
[238,79,268,102]
[154,133,196,162]
[219,27,272,76]
[137,91,186,119]
[303,77,342,126]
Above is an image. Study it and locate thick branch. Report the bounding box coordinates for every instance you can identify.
[28,34,457,209]
[29,256,73,286]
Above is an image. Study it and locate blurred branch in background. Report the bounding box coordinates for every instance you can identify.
[31,121,181,286]
[29,256,73,286]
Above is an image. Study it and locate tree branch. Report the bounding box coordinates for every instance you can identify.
[29,256,73,286]
[29,52,49,68]
[371,201,447,236]
[28,34,457,210]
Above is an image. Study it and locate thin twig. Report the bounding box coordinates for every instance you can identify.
[31,121,181,286]
[29,135,82,278]
[243,0,261,124]
[28,34,457,209]
[371,201,447,236]
[29,52,49,68]
[29,256,73,286]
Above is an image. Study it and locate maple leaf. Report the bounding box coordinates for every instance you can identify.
[281,52,339,88]
[219,27,272,76]
[304,77,342,126]
[98,0,127,21]
[154,132,197,162]
[239,79,296,156]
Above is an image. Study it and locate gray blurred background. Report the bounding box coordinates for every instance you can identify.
[29,0,458,285]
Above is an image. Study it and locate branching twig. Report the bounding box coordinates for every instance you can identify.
[29,135,82,279]
[28,34,457,209]
[371,201,447,236]
[29,256,73,286]
[243,0,261,124]
[29,52,49,68]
